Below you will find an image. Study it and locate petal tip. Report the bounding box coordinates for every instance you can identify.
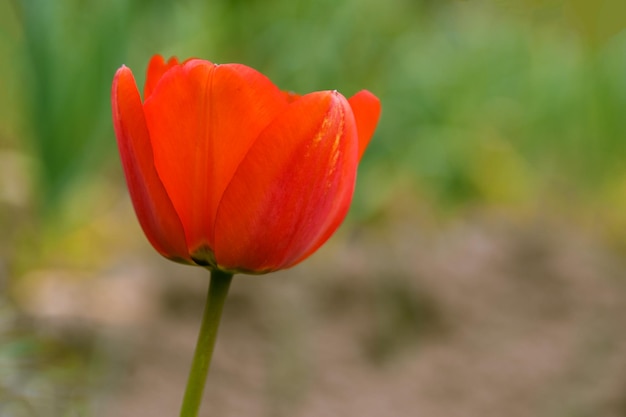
[348,90,381,160]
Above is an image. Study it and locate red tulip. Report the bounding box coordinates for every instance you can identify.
[112,55,380,274]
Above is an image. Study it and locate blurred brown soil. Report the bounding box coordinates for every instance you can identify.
[10,213,626,417]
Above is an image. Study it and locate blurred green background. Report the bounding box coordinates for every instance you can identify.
[1,0,626,416]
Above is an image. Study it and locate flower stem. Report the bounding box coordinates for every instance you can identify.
[179,269,233,417]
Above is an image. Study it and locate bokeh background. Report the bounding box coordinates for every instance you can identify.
[2,0,626,416]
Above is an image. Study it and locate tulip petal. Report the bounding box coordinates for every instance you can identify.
[214,91,359,273]
[144,60,289,256]
[283,91,301,103]
[112,66,190,261]
[348,90,381,161]
[144,55,180,100]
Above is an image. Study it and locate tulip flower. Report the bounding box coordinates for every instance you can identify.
[112,55,380,274]
[111,55,380,417]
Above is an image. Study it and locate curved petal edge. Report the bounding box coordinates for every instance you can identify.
[348,90,381,161]
[112,66,191,262]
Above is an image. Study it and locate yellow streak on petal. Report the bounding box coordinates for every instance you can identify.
[326,104,344,189]
[304,96,345,191]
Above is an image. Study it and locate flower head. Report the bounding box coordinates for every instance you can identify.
[112,55,380,274]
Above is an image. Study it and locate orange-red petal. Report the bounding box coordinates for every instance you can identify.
[111,66,190,261]
[283,90,301,103]
[213,91,359,273]
[348,90,381,161]
[143,60,289,254]
[144,55,180,100]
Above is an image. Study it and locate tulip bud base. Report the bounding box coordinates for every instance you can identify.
[190,245,218,269]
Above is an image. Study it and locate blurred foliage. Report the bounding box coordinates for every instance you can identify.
[0,0,624,229]
[12,0,129,213]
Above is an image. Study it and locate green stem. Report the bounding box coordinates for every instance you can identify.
[179,269,233,417]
